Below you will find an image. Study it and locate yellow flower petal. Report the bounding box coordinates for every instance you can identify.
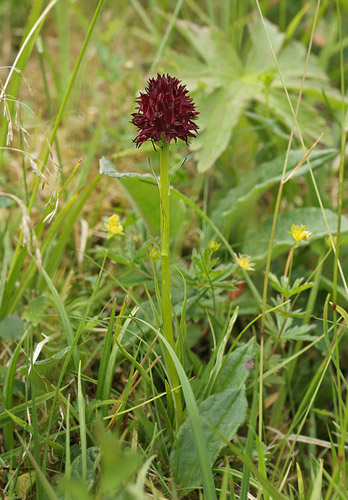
[290,224,311,242]
[235,253,255,271]
[107,214,124,236]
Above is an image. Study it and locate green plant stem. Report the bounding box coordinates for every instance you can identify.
[159,140,183,427]
[331,0,347,492]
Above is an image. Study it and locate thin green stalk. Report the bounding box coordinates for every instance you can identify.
[159,140,182,427]
[333,2,347,489]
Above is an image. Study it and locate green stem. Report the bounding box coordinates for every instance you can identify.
[159,140,183,427]
[331,0,347,490]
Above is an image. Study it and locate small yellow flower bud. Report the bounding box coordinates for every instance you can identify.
[209,239,221,253]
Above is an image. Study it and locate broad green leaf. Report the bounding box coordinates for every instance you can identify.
[242,207,348,261]
[0,315,25,340]
[275,41,328,89]
[211,149,336,234]
[170,388,247,490]
[212,338,255,394]
[265,89,328,142]
[165,18,336,171]
[99,157,185,237]
[70,447,99,489]
[247,17,285,72]
[193,84,252,172]
[175,19,242,76]
[23,296,48,326]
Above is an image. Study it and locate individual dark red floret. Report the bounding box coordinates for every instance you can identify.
[131,73,199,148]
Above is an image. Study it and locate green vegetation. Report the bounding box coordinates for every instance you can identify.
[1,1,348,498]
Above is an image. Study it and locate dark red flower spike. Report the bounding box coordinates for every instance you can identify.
[131,73,199,148]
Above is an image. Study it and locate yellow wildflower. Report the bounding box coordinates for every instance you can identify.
[106,214,123,236]
[235,253,255,271]
[290,224,311,243]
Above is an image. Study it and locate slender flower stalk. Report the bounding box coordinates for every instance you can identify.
[131,74,199,427]
[159,140,183,425]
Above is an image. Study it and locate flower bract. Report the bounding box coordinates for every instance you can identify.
[131,73,199,148]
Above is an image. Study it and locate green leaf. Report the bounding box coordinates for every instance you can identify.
[193,84,252,173]
[174,19,242,78]
[281,324,317,342]
[23,296,48,326]
[34,347,70,375]
[99,157,186,237]
[0,315,25,340]
[211,149,336,234]
[170,388,247,490]
[242,207,348,261]
[70,447,99,489]
[247,16,285,72]
[165,18,336,171]
[212,338,255,394]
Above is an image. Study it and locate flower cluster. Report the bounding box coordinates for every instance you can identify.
[131,73,199,148]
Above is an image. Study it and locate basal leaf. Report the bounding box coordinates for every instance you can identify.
[170,388,247,490]
[242,207,348,261]
[212,338,255,394]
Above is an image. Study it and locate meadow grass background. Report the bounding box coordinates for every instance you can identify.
[1,0,348,498]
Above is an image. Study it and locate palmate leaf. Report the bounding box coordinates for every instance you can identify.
[242,207,348,261]
[165,17,334,172]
